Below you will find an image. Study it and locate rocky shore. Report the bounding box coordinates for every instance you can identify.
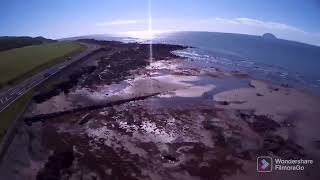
[0,40,319,180]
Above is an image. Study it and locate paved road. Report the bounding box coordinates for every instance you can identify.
[0,42,100,113]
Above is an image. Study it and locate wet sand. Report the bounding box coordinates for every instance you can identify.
[1,40,320,180]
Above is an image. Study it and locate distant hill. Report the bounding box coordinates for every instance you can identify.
[0,36,56,51]
[262,33,277,40]
[59,34,137,43]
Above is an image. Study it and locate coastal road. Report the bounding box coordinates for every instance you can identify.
[0,42,101,113]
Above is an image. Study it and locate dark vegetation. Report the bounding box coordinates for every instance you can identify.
[262,135,305,159]
[237,111,305,159]
[33,65,97,103]
[26,93,160,125]
[80,39,187,86]
[0,36,55,51]
[0,90,34,142]
[33,39,186,104]
[36,149,74,180]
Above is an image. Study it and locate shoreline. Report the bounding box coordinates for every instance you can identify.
[0,40,320,180]
[173,47,320,97]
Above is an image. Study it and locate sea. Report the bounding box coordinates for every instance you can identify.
[146,31,320,95]
[73,31,320,95]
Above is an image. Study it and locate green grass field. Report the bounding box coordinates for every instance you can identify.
[0,90,34,142]
[0,42,85,87]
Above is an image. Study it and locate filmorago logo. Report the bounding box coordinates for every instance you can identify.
[257,156,272,172]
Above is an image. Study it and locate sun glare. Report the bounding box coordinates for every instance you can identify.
[124,31,155,39]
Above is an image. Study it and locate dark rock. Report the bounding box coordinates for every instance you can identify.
[214,134,227,147]
[250,115,280,132]
[263,135,304,159]
[34,40,186,104]
[248,82,255,88]
[220,101,229,105]
[181,156,242,180]
[202,120,219,130]
[263,135,285,151]
[235,150,254,160]
[162,154,178,162]
[78,114,92,125]
[226,137,242,149]
[37,150,74,180]
[313,140,320,149]
[239,112,251,120]
[34,66,97,103]
[256,93,264,96]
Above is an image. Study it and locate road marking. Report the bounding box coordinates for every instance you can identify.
[17,90,25,96]
[0,44,100,113]
[10,88,20,95]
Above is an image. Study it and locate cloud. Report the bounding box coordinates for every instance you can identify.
[93,17,320,46]
[123,30,171,39]
[206,17,307,34]
[213,17,240,25]
[234,18,306,34]
[192,17,319,45]
[96,20,139,26]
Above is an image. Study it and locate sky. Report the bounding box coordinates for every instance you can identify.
[1,0,320,45]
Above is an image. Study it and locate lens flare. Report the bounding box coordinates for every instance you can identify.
[148,0,153,62]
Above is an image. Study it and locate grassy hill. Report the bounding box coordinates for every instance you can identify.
[0,42,85,87]
[0,36,55,51]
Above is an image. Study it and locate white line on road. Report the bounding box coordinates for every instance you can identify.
[0,43,100,113]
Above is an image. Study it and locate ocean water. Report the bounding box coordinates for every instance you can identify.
[76,32,320,94]
[145,31,320,95]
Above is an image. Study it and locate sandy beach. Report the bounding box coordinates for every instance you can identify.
[1,40,320,180]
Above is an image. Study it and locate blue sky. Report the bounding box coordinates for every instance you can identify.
[1,0,320,45]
